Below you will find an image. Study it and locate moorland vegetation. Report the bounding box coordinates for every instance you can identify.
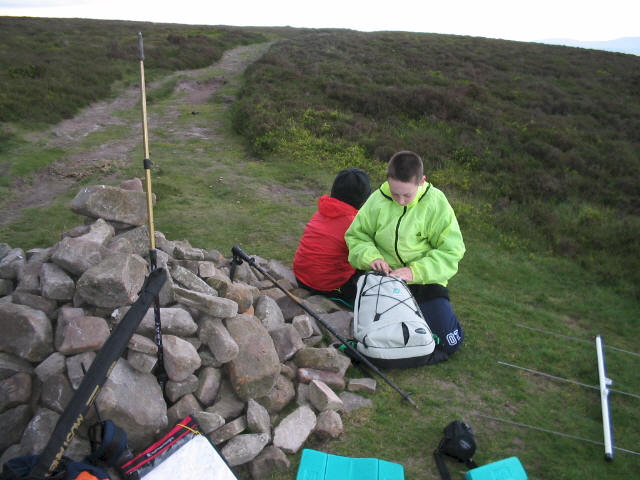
[1,17,639,480]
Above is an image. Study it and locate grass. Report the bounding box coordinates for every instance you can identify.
[0,19,638,479]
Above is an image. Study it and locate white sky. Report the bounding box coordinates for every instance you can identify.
[1,0,639,42]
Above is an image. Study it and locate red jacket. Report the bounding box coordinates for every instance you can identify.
[293,195,358,291]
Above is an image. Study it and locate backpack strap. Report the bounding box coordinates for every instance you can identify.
[433,449,452,480]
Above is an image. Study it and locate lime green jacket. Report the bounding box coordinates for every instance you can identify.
[345,181,465,286]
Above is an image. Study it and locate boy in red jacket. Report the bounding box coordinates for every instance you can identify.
[294,168,371,306]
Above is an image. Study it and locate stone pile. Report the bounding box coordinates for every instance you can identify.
[0,179,377,480]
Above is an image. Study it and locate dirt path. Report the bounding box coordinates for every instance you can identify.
[1,43,272,226]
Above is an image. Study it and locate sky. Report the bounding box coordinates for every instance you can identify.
[1,0,639,43]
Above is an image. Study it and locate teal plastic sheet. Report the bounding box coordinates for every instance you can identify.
[465,456,528,480]
[296,449,405,480]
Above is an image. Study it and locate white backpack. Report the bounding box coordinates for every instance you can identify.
[353,272,436,368]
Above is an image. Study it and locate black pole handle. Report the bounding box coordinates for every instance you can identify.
[232,244,253,264]
[137,31,144,61]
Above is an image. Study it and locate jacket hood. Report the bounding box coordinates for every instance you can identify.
[379,181,430,207]
[318,194,358,217]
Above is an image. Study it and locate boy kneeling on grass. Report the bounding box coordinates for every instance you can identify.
[345,151,466,361]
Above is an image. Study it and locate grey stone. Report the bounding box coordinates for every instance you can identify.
[272,405,316,454]
[137,307,198,337]
[95,359,167,450]
[127,333,158,355]
[173,242,205,261]
[195,367,222,407]
[221,433,269,467]
[20,407,59,455]
[348,377,377,394]
[170,264,217,295]
[250,446,291,480]
[0,405,32,452]
[15,260,42,294]
[275,295,305,321]
[318,310,353,343]
[255,374,295,414]
[253,295,285,331]
[77,218,115,245]
[66,352,96,389]
[269,324,305,362]
[221,282,253,314]
[339,391,374,413]
[34,352,65,382]
[294,347,351,375]
[265,259,297,287]
[246,399,271,434]
[167,394,201,426]
[11,290,57,319]
[0,303,53,362]
[206,379,245,421]
[40,262,75,301]
[0,278,13,296]
[0,372,32,412]
[127,351,157,373]
[314,409,343,439]
[297,368,346,390]
[55,315,110,355]
[75,253,148,308]
[0,353,34,381]
[225,314,280,401]
[199,317,239,364]
[0,248,25,280]
[162,334,201,382]
[173,286,238,318]
[198,261,217,278]
[292,314,314,338]
[309,380,343,411]
[41,374,73,414]
[109,225,150,257]
[193,411,225,435]
[165,375,199,404]
[71,185,149,226]
[51,237,106,277]
[208,416,247,445]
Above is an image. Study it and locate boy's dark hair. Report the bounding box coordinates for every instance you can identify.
[387,151,424,184]
[331,167,371,209]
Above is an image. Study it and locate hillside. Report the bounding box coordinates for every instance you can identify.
[0,17,639,480]
[232,30,640,296]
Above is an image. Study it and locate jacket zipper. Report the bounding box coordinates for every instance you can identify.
[394,206,407,266]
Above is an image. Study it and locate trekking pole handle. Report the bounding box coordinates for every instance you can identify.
[137,32,144,61]
[232,244,254,264]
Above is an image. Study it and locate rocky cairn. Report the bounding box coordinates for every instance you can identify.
[0,179,377,479]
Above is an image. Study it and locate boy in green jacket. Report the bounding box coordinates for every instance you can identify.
[345,150,466,359]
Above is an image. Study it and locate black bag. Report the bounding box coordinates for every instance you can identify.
[433,420,477,480]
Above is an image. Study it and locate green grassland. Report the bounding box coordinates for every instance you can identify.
[0,17,639,479]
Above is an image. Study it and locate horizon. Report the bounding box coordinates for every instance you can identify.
[1,0,639,46]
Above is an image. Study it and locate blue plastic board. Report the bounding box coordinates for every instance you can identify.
[296,449,405,480]
[465,456,528,480]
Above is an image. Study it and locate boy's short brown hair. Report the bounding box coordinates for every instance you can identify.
[387,150,424,184]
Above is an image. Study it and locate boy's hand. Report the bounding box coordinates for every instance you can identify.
[370,258,390,275]
[390,267,413,282]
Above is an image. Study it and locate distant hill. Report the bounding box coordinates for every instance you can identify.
[538,36,640,55]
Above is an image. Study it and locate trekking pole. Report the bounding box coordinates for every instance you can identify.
[229,244,418,409]
[27,269,167,478]
[596,335,614,461]
[138,31,167,389]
